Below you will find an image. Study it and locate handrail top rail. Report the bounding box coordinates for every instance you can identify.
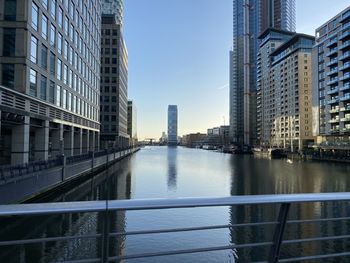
[1,192,350,216]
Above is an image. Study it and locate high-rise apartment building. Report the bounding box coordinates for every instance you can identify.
[229,0,296,149]
[258,33,315,151]
[100,14,129,148]
[0,0,101,165]
[257,28,294,146]
[313,7,350,142]
[168,105,178,146]
[127,100,137,146]
[102,0,123,28]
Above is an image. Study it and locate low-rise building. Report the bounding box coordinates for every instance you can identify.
[182,133,206,148]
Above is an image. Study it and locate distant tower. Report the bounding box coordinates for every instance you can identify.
[167,105,178,146]
[102,0,124,27]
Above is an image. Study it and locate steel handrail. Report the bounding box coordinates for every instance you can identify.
[1,192,350,216]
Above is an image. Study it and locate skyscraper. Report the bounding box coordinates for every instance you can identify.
[168,105,178,146]
[0,0,101,165]
[102,0,124,28]
[100,14,129,149]
[229,0,296,149]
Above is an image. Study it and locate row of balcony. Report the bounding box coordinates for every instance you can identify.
[340,41,350,50]
[329,117,350,123]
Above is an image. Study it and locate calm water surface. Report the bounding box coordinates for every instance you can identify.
[1,146,350,262]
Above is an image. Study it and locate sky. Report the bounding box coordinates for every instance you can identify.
[124,0,350,140]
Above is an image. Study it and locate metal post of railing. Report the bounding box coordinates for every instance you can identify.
[268,203,290,263]
[61,155,66,182]
[101,209,110,263]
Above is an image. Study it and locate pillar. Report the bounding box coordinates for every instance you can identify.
[11,116,30,165]
[64,126,74,157]
[96,132,100,151]
[34,120,49,161]
[74,128,82,155]
[89,131,95,152]
[82,129,89,153]
[51,123,64,157]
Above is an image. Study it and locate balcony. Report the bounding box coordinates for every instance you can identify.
[330,128,340,133]
[327,77,339,85]
[340,41,350,50]
[327,98,340,104]
[344,21,350,30]
[326,48,338,57]
[341,11,350,22]
[340,105,350,111]
[329,108,340,113]
[340,94,350,101]
[326,39,338,47]
[340,83,350,91]
[340,116,350,122]
[329,118,340,123]
[339,31,350,40]
[326,59,338,67]
[339,52,350,60]
[327,87,339,95]
[326,68,338,76]
[340,72,350,81]
[339,62,350,70]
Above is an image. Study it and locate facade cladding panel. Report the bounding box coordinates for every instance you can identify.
[168,105,178,146]
[100,14,129,148]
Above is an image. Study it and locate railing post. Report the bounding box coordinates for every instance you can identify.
[268,203,290,263]
[101,205,110,262]
[61,155,66,182]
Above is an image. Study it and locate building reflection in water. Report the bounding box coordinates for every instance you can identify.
[228,155,350,262]
[0,158,133,262]
[167,147,178,191]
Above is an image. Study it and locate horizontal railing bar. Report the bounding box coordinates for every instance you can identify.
[55,258,100,263]
[109,242,273,261]
[0,234,101,246]
[108,245,237,260]
[282,234,350,245]
[109,221,277,236]
[279,251,350,262]
[2,192,350,216]
[287,216,350,224]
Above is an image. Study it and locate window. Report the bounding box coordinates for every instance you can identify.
[63,64,68,84]
[69,46,73,65]
[40,75,47,100]
[48,81,55,103]
[4,0,17,21]
[30,36,38,63]
[57,33,62,54]
[50,52,55,75]
[50,0,56,19]
[64,40,68,60]
[68,92,71,110]
[56,85,61,106]
[30,69,37,96]
[50,24,56,46]
[64,16,69,36]
[57,58,62,80]
[58,7,63,28]
[42,0,48,9]
[41,44,48,69]
[69,23,74,42]
[42,15,48,40]
[31,2,39,30]
[62,89,67,108]
[3,28,16,56]
[1,64,15,88]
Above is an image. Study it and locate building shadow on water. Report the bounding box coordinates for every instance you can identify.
[167,147,178,191]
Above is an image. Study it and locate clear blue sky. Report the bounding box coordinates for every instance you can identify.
[124,0,350,140]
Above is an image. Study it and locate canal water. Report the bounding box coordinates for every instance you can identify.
[1,146,350,262]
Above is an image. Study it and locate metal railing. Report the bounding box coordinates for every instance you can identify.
[1,193,350,262]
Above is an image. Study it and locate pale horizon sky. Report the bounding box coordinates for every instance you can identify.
[124,0,350,140]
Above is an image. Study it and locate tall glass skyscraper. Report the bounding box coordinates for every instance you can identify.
[102,0,123,28]
[168,105,178,146]
[229,0,296,148]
